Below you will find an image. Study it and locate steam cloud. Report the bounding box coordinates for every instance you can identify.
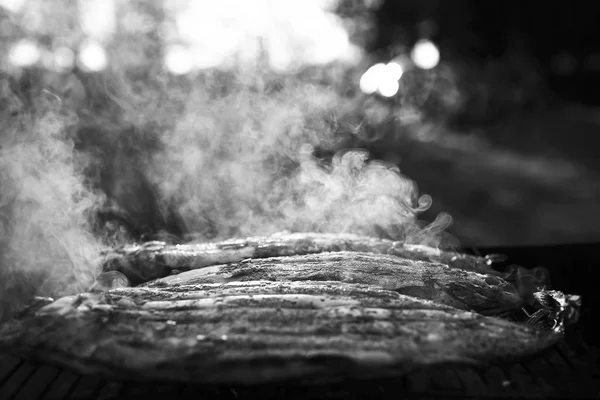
[0,76,106,320]
[139,72,452,243]
[0,66,452,320]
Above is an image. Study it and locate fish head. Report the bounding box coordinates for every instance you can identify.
[440,273,524,316]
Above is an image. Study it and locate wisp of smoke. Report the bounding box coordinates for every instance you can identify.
[0,61,453,321]
[280,146,453,244]
[118,70,453,244]
[107,69,453,245]
[0,1,455,322]
[0,75,106,321]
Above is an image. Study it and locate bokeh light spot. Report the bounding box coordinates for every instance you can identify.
[359,63,386,94]
[165,45,194,75]
[360,62,402,96]
[385,62,404,80]
[8,39,40,67]
[411,39,440,70]
[78,39,108,72]
[79,0,116,42]
[378,79,399,97]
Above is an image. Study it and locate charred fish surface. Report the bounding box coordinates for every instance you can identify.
[143,252,522,316]
[102,232,494,284]
[0,281,561,386]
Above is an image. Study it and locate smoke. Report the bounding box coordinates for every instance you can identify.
[0,74,106,320]
[279,147,453,243]
[504,264,552,306]
[0,66,453,322]
[124,70,453,244]
[0,2,454,320]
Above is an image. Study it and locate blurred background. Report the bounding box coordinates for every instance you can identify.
[1,0,600,248]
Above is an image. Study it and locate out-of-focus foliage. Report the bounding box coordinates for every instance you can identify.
[0,0,552,135]
[0,0,378,76]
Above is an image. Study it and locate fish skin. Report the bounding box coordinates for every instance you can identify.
[101,232,497,285]
[0,281,560,386]
[143,251,523,316]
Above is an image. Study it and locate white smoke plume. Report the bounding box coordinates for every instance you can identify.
[113,69,453,244]
[0,75,106,320]
[0,0,453,321]
[0,66,453,320]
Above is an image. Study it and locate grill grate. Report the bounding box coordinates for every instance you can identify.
[1,343,598,400]
[1,243,599,399]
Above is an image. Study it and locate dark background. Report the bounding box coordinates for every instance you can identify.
[375,0,600,106]
[358,0,600,247]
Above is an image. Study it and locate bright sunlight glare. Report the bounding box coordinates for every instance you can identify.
[164,44,194,75]
[359,63,386,94]
[78,39,108,72]
[411,39,440,70]
[385,62,404,80]
[8,39,40,67]
[167,0,356,73]
[377,62,403,96]
[378,79,399,97]
[79,0,116,42]
[0,0,24,13]
[359,62,403,96]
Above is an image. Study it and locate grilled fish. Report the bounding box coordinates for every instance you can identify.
[0,280,562,386]
[102,232,495,285]
[143,251,522,316]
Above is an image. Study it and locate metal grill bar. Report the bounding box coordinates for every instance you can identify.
[39,370,80,400]
[0,361,37,400]
[1,243,598,399]
[0,355,22,388]
[0,347,598,400]
[11,365,60,400]
[0,353,600,400]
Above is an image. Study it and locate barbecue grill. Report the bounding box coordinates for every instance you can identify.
[1,243,598,399]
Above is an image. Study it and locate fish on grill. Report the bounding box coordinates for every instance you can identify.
[143,251,523,316]
[102,232,497,285]
[0,280,563,386]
